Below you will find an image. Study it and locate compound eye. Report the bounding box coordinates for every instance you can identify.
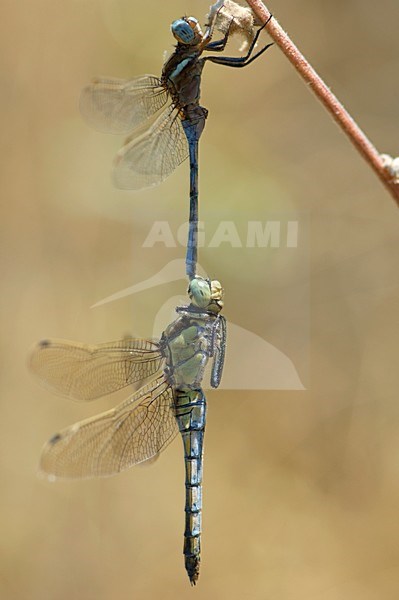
[171,18,196,44]
[189,277,211,308]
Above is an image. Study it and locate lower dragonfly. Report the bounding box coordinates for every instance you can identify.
[80,1,273,279]
[30,276,227,585]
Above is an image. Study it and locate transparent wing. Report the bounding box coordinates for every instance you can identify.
[29,338,163,401]
[113,106,189,190]
[80,76,169,134]
[40,375,178,479]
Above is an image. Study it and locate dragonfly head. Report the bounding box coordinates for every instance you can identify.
[171,17,204,46]
[188,277,224,313]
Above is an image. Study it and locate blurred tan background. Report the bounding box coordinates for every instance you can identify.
[1,0,399,598]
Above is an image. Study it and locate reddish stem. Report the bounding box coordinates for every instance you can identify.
[245,0,399,207]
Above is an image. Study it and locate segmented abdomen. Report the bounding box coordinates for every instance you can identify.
[174,388,206,585]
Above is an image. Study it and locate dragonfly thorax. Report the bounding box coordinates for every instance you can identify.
[159,277,224,389]
[161,310,216,389]
[171,17,204,46]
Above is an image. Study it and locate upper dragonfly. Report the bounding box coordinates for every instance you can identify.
[80,6,273,279]
[30,276,227,585]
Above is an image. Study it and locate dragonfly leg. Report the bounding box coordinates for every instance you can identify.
[205,42,273,68]
[210,315,227,389]
[242,14,273,60]
[204,18,234,52]
[204,14,273,67]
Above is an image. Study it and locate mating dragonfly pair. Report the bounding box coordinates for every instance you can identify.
[32,2,272,585]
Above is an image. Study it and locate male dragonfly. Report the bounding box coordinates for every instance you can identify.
[80,3,273,279]
[30,277,227,585]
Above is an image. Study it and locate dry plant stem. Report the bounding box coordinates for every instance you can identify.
[245,0,399,207]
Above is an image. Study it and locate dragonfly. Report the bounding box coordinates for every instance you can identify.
[30,276,227,585]
[80,5,273,280]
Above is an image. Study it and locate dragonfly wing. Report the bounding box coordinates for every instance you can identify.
[113,107,189,190]
[40,375,178,479]
[80,75,168,134]
[29,338,163,401]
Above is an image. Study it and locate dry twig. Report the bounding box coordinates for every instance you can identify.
[244,0,399,207]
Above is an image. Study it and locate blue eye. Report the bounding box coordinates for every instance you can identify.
[171,19,195,44]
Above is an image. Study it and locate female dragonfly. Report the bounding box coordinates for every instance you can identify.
[30,277,227,585]
[80,3,273,279]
